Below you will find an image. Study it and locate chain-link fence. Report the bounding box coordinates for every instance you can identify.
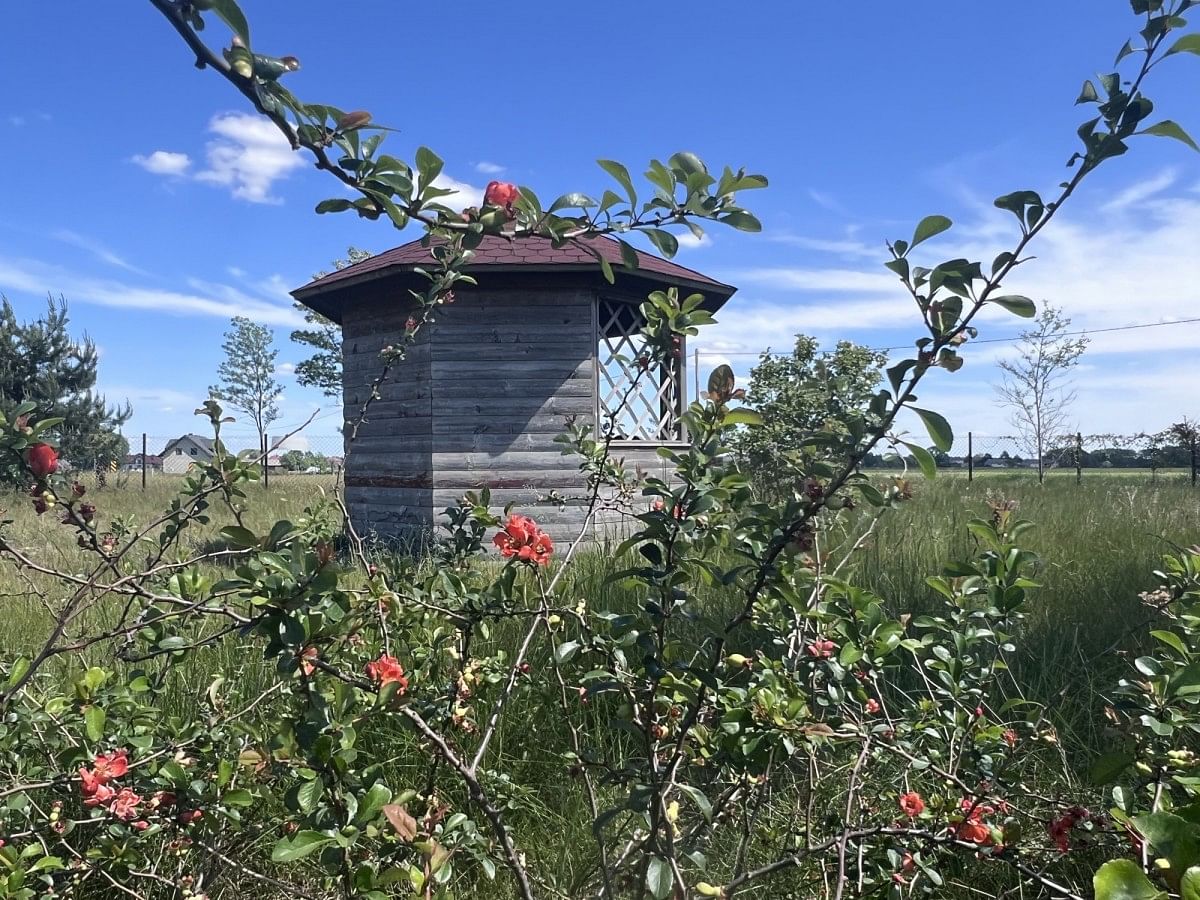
[868,431,1200,483]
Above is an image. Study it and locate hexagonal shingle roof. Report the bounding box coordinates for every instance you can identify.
[291,233,735,323]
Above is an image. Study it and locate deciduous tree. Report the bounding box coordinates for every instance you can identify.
[994,304,1089,482]
[290,247,370,396]
[209,315,282,450]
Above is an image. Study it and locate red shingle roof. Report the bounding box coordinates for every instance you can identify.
[291,233,735,302]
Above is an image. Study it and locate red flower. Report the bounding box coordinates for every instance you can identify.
[806,638,836,659]
[299,646,319,677]
[82,781,115,808]
[151,791,177,809]
[405,316,418,331]
[483,181,520,213]
[493,514,554,566]
[93,749,129,782]
[108,788,142,821]
[1002,728,1018,748]
[866,698,881,714]
[955,819,992,845]
[177,809,203,826]
[899,792,925,818]
[27,443,58,477]
[365,654,409,693]
[132,820,150,831]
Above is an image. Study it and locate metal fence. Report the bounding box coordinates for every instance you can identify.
[64,428,1199,490]
[68,433,346,489]
[875,431,1200,484]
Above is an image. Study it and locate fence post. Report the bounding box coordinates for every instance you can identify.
[263,433,270,489]
[141,433,147,490]
[1075,432,1083,485]
[967,432,973,483]
[1192,437,1197,488]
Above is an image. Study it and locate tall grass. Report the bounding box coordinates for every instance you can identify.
[2,472,1197,897]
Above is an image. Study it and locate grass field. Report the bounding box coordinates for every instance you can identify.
[2,472,1198,896]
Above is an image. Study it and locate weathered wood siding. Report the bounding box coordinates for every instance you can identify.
[425,288,596,542]
[341,294,433,537]
[339,286,684,545]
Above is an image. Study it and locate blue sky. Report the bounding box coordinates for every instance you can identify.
[2,1,1199,453]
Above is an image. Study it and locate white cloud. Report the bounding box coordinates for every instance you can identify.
[474,161,506,175]
[276,362,296,375]
[194,113,303,204]
[51,229,148,276]
[131,150,192,176]
[735,266,900,296]
[676,232,712,251]
[0,255,304,327]
[8,115,26,128]
[1101,168,1177,213]
[767,233,880,260]
[424,173,484,211]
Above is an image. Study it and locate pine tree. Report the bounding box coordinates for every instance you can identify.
[290,247,370,397]
[0,296,131,481]
[209,316,282,449]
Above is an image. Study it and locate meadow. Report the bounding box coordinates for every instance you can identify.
[3,472,1198,896]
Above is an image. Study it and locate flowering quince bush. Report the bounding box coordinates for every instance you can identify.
[1,2,1200,899]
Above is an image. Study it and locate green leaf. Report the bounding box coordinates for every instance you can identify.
[1077,80,1099,104]
[646,229,679,259]
[415,146,445,186]
[555,641,581,665]
[910,215,952,248]
[296,778,323,813]
[1167,33,1200,56]
[220,526,259,549]
[903,442,937,481]
[271,831,335,863]
[720,211,761,232]
[645,856,673,900]
[911,407,954,452]
[315,198,354,214]
[355,782,393,825]
[723,407,763,427]
[1142,120,1200,152]
[223,789,255,807]
[209,0,250,46]
[1134,812,1200,873]
[6,657,30,690]
[84,706,105,743]
[1151,629,1190,659]
[1182,866,1200,900]
[548,192,597,213]
[597,159,637,208]
[991,295,1037,318]
[1094,860,1166,900]
[1090,750,1135,785]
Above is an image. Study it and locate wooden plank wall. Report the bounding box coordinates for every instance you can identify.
[336,285,685,547]
[428,288,596,542]
[341,294,433,537]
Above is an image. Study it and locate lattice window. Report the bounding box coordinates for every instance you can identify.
[597,298,684,442]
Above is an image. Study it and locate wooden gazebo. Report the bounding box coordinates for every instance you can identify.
[291,234,737,542]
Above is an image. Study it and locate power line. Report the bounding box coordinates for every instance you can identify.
[695,315,1200,358]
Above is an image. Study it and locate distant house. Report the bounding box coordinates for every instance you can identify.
[160,434,215,474]
[123,453,163,473]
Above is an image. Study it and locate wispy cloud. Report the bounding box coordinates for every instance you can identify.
[131,150,192,176]
[474,161,506,175]
[194,113,304,204]
[8,115,26,128]
[0,255,304,327]
[51,230,148,276]
[766,232,881,260]
[1101,168,1177,212]
[807,188,850,216]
